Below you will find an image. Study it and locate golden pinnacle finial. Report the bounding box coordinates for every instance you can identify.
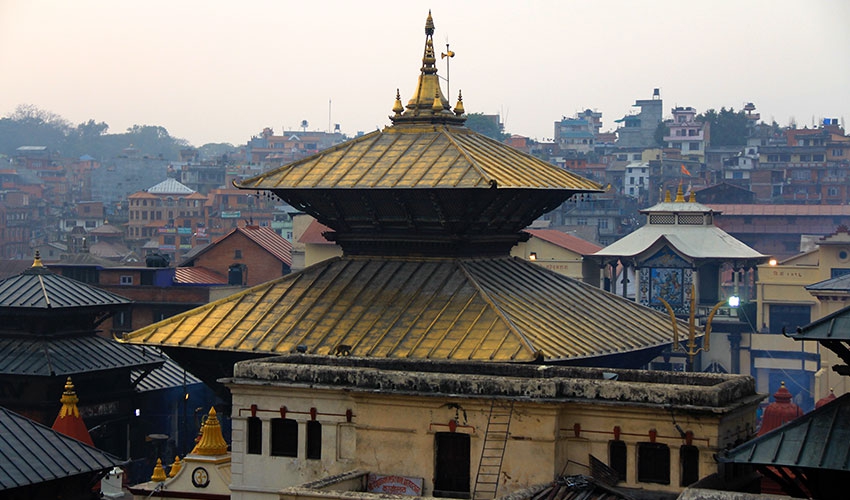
[453,90,465,116]
[151,458,167,482]
[664,190,671,202]
[168,456,182,478]
[190,407,228,456]
[689,191,696,202]
[32,250,43,267]
[675,183,685,202]
[392,89,404,116]
[432,90,443,112]
[58,377,81,418]
[425,10,434,35]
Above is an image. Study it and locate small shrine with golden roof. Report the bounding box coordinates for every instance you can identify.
[121,13,691,397]
[130,407,231,500]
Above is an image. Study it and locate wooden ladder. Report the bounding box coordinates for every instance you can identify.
[472,401,514,500]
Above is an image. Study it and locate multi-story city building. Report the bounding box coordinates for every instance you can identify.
[663,106,709,161]
[614,89,663,149]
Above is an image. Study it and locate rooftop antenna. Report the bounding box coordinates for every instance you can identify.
[441,40,455,99]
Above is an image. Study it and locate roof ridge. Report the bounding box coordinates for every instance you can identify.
[456,259,537,359]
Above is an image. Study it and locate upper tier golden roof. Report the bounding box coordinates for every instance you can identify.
[237,126,601,191]
[236,12,600,194]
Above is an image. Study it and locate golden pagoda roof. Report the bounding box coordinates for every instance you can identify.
[237,126,600,191]
[122,257,684,362]
[236,12,600,194]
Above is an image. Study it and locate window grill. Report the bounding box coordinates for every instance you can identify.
[650,214,675,224]
[677,214,703,225]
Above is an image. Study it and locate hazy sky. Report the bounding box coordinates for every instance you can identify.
[2,1,848,147]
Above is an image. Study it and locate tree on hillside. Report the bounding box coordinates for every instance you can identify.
[698,107,748,147]
[465,113,507,141]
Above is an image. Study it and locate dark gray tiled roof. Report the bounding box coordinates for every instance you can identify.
[718,393,850,471]
[0,336,164,376]
[0,406,124,491]
[806,273,850,292]
[788,303,850,341]
[133,349,203,392]
[0,265,130,309]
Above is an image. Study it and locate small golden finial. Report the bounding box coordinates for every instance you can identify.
[58,377,81,418]
[453,90,465,116]
[675,183,685,202]
[190,407,228,456]
[425,10,434,35]
[392,89,404,116]
[432,90,443,112]
[689,191,696,202]
[664,190,671,202]
[32,250,43,268]
[151,458,167,482]
[168,456,182,478]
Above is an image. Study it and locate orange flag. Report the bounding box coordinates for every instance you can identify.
[680,164,691,176]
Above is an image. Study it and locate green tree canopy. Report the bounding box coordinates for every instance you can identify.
[698,107,749,147]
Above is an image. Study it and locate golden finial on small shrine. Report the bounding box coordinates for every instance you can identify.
[675,183,685,202]
[58,377,80,418]
[453,90,465,116]
[32,250,43,267]
[151,458,167,482]
[664,190,671,202]
[392,89,404,116]
[689,191,696,202]
[168,456,182,477]
[432,90,443,112]
[190,407,228,456]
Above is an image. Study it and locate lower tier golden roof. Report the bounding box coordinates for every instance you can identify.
[121,257,683,362]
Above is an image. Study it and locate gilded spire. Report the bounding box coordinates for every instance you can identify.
[32,250,43,268]
[190,407,228,456]
[392,12,465,126]
[675,183,685,202]
[664,190,671,202]
[168,456,182,477]
[151,458,167,482]
[392,89,404,116]
[689,191,696,202]
[453,90,465,116]
[57,377,80,418]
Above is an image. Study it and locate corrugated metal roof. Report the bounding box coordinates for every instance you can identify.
[181,226,292,267]
[0,406,123,491]
[133,350,203,392]
[174,266,227,285]
[237,226,292,265]
[236,125,601,191]
[708,204,850,216]
[806,274,850,292]
[718,393,850,472]
[788,303,850,341]
[524,229,602,255]
[0,336,165,376]
[122,256,683,362]
[0,265,130,309]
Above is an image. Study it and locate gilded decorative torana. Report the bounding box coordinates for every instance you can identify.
[190,407,229,456]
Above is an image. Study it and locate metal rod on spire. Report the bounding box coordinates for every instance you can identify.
[441,42,455,100]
